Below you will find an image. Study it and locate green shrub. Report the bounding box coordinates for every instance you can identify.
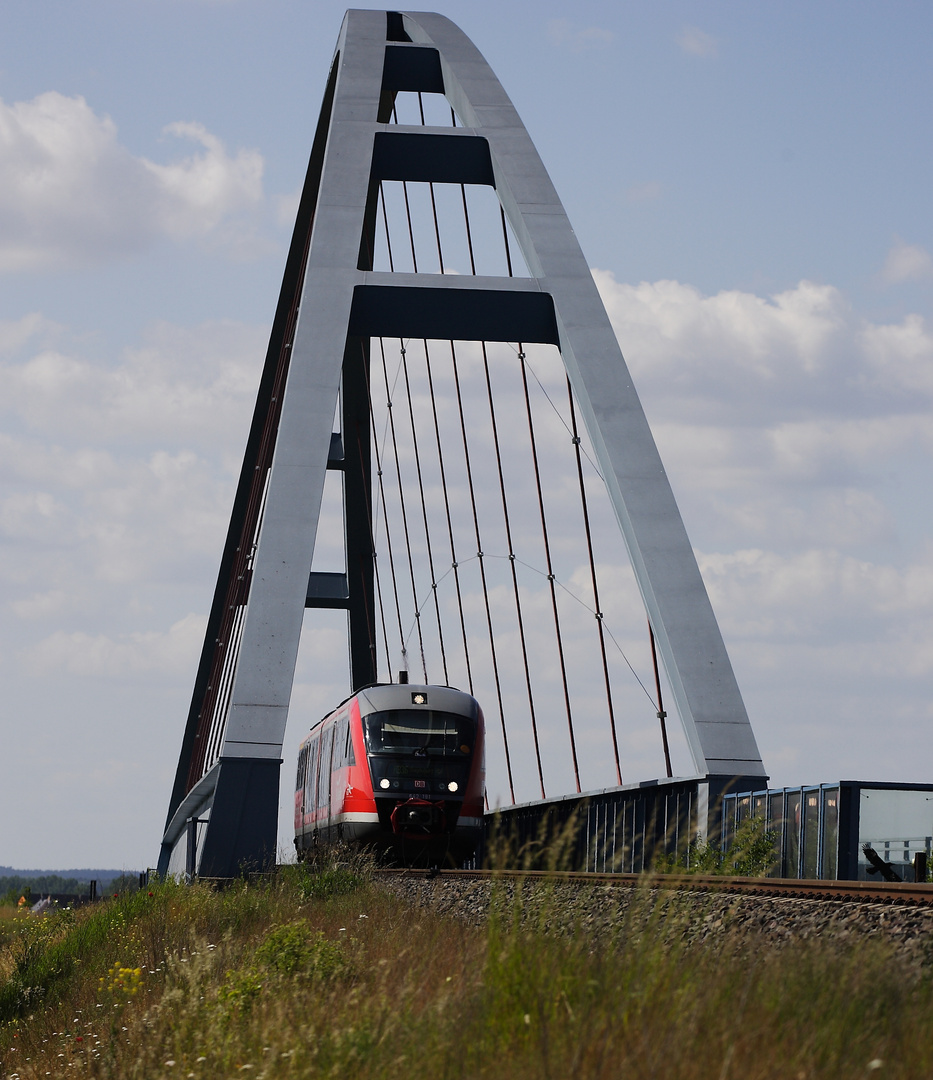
[656,814,777,876]
[254,922,349,980]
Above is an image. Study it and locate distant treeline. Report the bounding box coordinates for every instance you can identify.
[1,874,141,903]
[1,876,89,901]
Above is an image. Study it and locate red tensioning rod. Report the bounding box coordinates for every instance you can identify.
[649,621,674,778]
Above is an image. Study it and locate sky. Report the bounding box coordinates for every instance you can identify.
[1,0,932,869]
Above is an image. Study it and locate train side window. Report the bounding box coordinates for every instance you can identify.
[345,717,355,766]
[334,718,345,768]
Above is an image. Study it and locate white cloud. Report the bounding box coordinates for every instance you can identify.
[0,319,266,448]
[0,313,46,353]
[881,238,933,284]
[678,26,718,58]
[22,612,208,679]
[624,180,662,204]
[0,318,265,610]
[594,271,933,420]
[275,186,302,229]
[0,92,265,270]
[547,18,614,53]
[590,268,933,784]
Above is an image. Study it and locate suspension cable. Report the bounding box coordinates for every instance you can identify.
[567,378,622,785]
[449,338,515,803]
[398,341,449,683]
[499,205,514,278]
[455,183,544,792]
[347,347,390,682]
[369,339,408,677]
[378,182,394,273]
[392,103,419,274]
[377,338,428,681]
[518,346,581,793]
[482,341,546,798]
[460,184,477,275]
[423,338,474,693]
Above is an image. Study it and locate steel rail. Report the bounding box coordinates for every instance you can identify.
[373,867,933,905]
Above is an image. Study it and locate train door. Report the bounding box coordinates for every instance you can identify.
[295,745,309,833]
[331,717,348,818]
[309,736,322,832]
[319,726,335,836]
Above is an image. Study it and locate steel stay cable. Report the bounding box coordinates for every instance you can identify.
[506,342,604,481]
[397,561,458,656]
[518,346,581,793]
[566,378,622,784]
[431,549,658,711]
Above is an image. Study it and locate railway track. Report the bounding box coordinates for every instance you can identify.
[375,867,933,905]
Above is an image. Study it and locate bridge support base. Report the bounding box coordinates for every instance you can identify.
[196,758,281,878]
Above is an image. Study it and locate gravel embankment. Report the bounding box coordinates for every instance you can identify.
[375,873,933,964]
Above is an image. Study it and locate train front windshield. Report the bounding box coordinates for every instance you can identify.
[364,710,474,756]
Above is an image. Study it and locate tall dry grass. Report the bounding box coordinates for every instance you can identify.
[0,858,930,1079]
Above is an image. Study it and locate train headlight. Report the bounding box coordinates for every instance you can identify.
[447,781,459,793]
[379,778,391,789]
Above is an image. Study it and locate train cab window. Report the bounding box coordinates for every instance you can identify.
[363,710,473,756]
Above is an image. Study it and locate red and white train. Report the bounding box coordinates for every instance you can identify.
[294,683,485,865]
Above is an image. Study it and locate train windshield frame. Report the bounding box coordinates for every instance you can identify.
[363,709,474,757]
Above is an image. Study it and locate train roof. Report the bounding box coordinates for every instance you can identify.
[299,682,479,741]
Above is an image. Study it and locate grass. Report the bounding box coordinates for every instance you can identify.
[0,857,931,1079]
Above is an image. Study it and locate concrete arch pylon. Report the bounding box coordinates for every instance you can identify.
[158,9,766,879]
